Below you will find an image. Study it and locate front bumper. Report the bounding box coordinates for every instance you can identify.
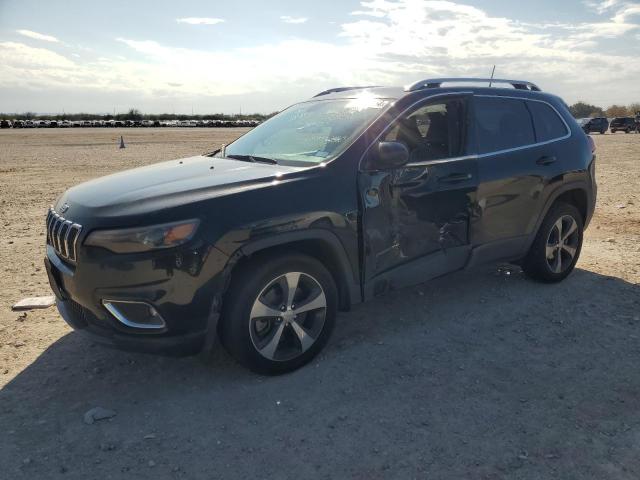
[56,297,207,355]
[45,239,229,356]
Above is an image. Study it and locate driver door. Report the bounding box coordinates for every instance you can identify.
[358,94,478,297]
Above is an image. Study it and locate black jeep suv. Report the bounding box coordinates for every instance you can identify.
[579,117,609,134]
[610,117,637,134]
[45,78,597,374]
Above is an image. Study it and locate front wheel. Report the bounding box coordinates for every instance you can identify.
[220,253,337,374]
[522,202,583,283]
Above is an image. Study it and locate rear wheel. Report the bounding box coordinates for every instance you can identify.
[522,202,583,283]
[220,253,337,374]
[626,127,631,134]
[601,129,606,134]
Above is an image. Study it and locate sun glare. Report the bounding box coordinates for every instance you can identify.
[345,91,387,111]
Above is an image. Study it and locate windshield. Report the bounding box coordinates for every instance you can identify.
[223,94,390,166]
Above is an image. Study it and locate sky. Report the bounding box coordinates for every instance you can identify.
[0,0,639,114]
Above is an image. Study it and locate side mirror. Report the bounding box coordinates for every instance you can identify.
[375,141,409,169]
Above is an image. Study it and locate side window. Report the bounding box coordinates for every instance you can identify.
[383,98,467,161]
[527,101,568,142]
[475,97,535,154]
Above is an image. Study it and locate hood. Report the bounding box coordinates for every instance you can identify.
[58,156,304,219]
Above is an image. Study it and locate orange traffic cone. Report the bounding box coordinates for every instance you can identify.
[119,135,125,149]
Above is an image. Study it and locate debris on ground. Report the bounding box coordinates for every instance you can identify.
[83,407,117,425]
[11,296,56,311]
[497,264,520,276]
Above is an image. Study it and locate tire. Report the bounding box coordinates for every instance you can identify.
[611,129,616,134]
[522,202,583,283]
[601,129,606,134]
[625,128,631,134]
[220,252,338,374]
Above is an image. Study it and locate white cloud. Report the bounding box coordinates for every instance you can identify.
[0,42,73,69]
[280,16,308,24]
[176,17,224,25]
[111,37,373,98]
[2,1,639,112]
[612,4,640,24]
[16,29,59,43]
[584,0,625,14]
[336,0,640,102]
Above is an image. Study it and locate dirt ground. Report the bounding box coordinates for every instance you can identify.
[0,128,639,479]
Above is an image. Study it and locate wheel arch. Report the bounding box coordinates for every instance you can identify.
[554,188,588,225]
[526,182,591,251]
[225,229,361,313]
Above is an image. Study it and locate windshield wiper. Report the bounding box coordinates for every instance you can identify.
[203,148,221,157]
[225,154,278,165]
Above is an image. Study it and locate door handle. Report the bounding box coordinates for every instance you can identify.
[438,173,472,183]
[536,156,557,166]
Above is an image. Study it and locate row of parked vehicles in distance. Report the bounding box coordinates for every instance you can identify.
[578,115,640,134]
[0,118,262,129]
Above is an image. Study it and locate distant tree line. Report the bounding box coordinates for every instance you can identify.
[569,102,640,119]
[1,108,277,121]
[4,103,640,122]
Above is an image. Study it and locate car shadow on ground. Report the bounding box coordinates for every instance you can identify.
[1,266,640,479]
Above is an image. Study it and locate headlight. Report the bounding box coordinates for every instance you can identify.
[85,219,200,253]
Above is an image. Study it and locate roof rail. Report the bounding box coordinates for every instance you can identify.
[313,86,381,97]
[404,78,541,92]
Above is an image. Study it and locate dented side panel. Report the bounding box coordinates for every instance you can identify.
[359,159,478,285]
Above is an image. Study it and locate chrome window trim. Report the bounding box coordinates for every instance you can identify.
[406,154,479,167]
[473,94,572,158]
[102,300,166,330]
[358,91,573,170]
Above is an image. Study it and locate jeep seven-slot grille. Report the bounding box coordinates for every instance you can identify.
[46,207,82,262]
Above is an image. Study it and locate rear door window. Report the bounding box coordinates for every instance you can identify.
[474,97,535,154]
[527,101,568,142]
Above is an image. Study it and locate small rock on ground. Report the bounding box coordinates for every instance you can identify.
[83,407,117,425]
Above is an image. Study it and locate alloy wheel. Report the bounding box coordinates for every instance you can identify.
[545,215,580,274]
[249,272,327,361]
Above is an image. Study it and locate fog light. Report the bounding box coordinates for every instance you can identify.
[102,300,166,329]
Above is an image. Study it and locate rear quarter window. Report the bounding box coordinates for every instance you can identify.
[526,101,568,142]
[474,97,535,154]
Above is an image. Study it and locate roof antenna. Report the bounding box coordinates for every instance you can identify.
[489,65,496,87]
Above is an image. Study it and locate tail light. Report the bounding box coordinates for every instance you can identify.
[586,135,596,153]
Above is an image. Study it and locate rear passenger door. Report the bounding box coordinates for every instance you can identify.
[471,95,569,258]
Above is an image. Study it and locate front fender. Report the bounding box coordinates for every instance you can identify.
[215,220,362,309]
